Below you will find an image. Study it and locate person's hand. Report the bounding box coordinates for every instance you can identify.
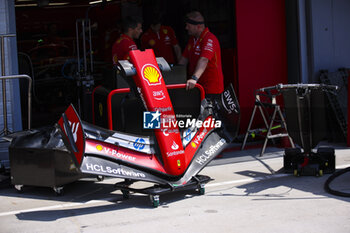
[186,79,197,90]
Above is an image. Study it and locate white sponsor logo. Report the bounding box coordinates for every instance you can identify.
[154,107,172,112]
[193,129,208,146]
[162,129,169,136]
[64,120,79,143]
[196,138,226,165]
[100,147,136,161]
[222,89,238,114]
[166,150,185,157]
[171,141,179,150]
[85,163,146,178]
[153,90,165,100]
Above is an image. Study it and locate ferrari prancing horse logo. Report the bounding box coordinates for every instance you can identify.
[142,64,162,86]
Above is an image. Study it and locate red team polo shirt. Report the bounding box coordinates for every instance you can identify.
[182,27,224,94]
[112,34,137,64]
[141,25,179,64]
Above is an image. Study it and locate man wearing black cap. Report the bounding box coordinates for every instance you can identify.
[179,11,224,99]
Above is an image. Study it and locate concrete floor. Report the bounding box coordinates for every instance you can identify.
[0,142,349,233]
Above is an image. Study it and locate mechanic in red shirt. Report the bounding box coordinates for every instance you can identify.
[179,11,224,99]
[141,14,181,64]
[112,16,143,65]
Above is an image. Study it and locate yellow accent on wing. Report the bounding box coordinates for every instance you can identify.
[96,145,103,151]
[144,66,160,84]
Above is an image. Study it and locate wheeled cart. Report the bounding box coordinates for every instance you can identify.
[114,175,210,207]
[279,84,337,176]
[8,127,85,195]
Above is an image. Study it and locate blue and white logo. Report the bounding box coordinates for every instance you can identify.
[133,138,146,150]
[143,111,161,129]
[183,128,192,142]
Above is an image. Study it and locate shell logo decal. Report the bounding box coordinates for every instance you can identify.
[96,145,103,151]
[191,142,197,148]
[142,64,162,86]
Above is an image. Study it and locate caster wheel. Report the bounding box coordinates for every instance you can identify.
[150,195,160,208]
[15,185,24,193]
[53,187,64,196]
[198,184,205,195]
[97,175,104,181]
[121,190,130,199]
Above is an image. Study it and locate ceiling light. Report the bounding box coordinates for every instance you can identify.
[15,3,37,7]
[49,2,69,6]
[89,0,113,5]
[15,2,70,7]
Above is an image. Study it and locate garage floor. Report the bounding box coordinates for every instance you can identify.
[0,142,349,233]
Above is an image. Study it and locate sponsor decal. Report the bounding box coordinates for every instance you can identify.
[143,111,161,129]
[177,160,181,167]
[164,36,170,42]
[191,142,197,148]
[222,89,239,114]
[142,64,162,86]
[194,129,207,143]
[183,128,192,142]
[196,138,226,165]
[191,129,207,148]
[85,163,146,178]
[162,129,169,136]
[133,138,146,150]
[98,146,136,161]
[153,90,165,100]
[171,141,179,150]
[182,128,196,147]
[59,105,84,165]
[96,145,103,151]
[166,150,185,157]
[64,120,79,143]
[154,107,172,112]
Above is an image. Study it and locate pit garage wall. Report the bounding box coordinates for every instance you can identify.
[308,0,350,82]
[0,0,22,132]
[235,0,288,132]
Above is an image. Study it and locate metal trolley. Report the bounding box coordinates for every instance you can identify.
[279,83,338,176]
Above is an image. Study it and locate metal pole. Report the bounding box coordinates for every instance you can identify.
[0,34,27,135]
[0,75,32,131]
[1,36,9,135]
[88,19,93,73]
[82,20,87,76]
[75,21,81,75]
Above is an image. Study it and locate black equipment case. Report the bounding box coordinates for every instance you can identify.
[8,127,84,194]
[280,84,337,176]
